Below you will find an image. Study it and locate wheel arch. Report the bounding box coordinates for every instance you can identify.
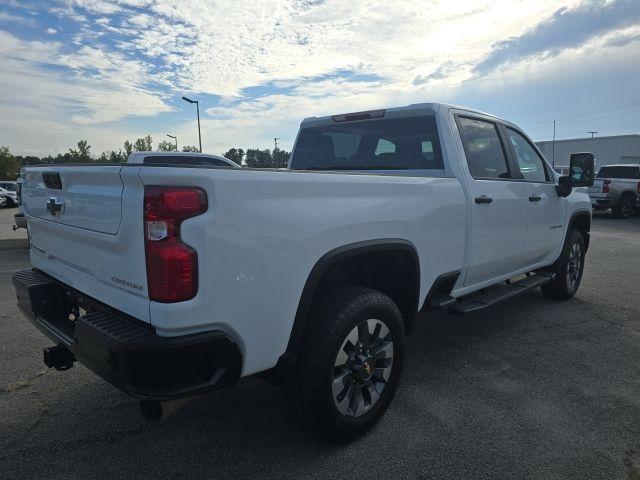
[567,210,591,251]
[269,239,420,384]
[619,190,638,202]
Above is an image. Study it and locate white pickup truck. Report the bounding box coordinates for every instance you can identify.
[13,103,594,442]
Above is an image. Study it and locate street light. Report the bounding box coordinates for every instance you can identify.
[166,134,177,151]
[182,96,202,153]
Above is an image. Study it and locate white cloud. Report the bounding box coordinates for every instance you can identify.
[0,30,172,146]
[0,9,36,25]
[2,0,639,155]
[46,27,57,34]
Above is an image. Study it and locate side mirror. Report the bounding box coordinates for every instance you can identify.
[556,175,572,198]
[569,152,595,187]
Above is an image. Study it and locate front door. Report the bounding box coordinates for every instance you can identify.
[455,115,528,286]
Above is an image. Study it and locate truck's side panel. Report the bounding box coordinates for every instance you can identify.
[137,167,466,375]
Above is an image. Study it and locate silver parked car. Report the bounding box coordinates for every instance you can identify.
[588,164,640,218]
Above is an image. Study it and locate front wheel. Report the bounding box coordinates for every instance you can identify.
[541,230,586,300]
[289,285,405,443]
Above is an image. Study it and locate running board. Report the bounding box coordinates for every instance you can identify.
[448,273,554,315]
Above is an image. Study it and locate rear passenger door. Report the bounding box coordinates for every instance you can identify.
[503,127,566,266]
[455,115,529,287]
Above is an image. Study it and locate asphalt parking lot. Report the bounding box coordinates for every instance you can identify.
[1,211,639,479]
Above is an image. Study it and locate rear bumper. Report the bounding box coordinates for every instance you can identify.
[589,194,614,208]
[12,268,242,400]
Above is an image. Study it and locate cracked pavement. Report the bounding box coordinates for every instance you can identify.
[1,212,639,479]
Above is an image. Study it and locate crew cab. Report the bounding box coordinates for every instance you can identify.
[588,164,640,218]
[13,103,594,442]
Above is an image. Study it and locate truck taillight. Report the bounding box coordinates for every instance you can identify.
[144,186,207,302]
[602,179,611,193]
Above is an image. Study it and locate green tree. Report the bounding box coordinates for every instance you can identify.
[123,140,133,157]
[223,148,244,166]
[77,140,91,161]
[158,140,177,151]
[272,148,290,168]
[134,135,153,152]
[97,150,126,163]
[67,140,92,163]
[0,146,20,179]
[14,155,41,167]
[182,145,199,152]
[244,148,259,167]
[110,150,126,162]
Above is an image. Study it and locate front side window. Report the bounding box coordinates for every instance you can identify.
[291,116,444,170]
[457,117,510,179]
[505,128,548,182]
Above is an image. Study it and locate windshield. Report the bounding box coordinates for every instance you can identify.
[596,166,640,179]
[291,115,444,171]
[0,183,17,191]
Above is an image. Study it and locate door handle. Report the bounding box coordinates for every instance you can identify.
[474,196,493,204]
[528,195,542,202]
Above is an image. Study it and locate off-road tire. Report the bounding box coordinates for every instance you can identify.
[612,193,636,219]
[289,285,405,443]
[540,230,586,300]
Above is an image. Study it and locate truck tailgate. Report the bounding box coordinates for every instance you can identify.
[21,165,150,322]
[588,179,604,195]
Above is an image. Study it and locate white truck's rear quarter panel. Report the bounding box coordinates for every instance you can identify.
[138,167,466,375]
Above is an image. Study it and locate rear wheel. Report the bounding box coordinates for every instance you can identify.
[540,230,586,300]
[289,285,405,443]
[612,194,635,218]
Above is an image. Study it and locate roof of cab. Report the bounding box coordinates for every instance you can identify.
[300,102,500,126]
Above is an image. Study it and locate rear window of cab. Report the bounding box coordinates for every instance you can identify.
[291,116,444,171]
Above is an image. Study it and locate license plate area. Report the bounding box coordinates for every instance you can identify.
[14,269,93,343]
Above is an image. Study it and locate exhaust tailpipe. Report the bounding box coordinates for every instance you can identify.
[43,345,76,371]
[140,396,199,423]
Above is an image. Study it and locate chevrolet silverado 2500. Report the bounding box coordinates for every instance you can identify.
[13,103,594,442]
[588,164,640,218]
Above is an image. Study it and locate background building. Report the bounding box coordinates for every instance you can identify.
[536,134,640,170]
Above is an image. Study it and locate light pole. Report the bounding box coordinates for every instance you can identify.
[587,131,598,139]
[182,96,202,153]
[167,134,177,151]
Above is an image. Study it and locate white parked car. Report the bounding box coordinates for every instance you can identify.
[127,151,240,168]
[0,185,18,207]
[14,103,594,442]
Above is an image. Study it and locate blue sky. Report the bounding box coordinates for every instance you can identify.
[0,0,639,157]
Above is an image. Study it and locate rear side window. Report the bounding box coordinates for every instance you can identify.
[143,156,232,167]
[596,166,640,179]
[291,116,444,170]
[505,128,549,182]
[457,117,510,179]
